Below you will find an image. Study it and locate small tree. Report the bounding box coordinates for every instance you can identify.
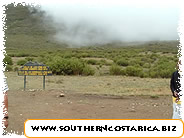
[3,55,13,65]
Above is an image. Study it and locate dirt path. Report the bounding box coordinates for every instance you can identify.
[6,89,173,135]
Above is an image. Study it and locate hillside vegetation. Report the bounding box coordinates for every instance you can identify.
[4,4,180,78]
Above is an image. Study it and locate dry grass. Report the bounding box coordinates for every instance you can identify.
[5,72,171,96]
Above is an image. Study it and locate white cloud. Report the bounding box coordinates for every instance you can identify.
[39,0,181,46]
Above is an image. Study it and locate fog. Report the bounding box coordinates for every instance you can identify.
[39,0,181,46]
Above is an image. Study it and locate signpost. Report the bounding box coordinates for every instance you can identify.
[18,61,52,91]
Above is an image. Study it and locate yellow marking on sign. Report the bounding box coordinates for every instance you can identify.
[18,65,52,76]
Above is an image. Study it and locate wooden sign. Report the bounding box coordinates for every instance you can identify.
[18,61,52,90]
[18,62,52,76]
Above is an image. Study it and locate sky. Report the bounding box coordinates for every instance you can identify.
[39,0,181,46]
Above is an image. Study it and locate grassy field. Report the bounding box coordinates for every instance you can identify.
[5,72,170,97]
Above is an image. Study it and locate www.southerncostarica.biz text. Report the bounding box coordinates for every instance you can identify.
[31,125,176,132]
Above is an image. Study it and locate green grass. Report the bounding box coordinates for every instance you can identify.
[5,72,171,96]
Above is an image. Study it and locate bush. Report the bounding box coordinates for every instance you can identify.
[125,66,143,76]
[149,58,176,78]
[81,53,90,58]
[5,65,13,72]
[62,53,72,58]
[110,64,122,75]
[16,53,31,57]
[149,71,159,78]
[87,59,98,65]
[25,57,34,61]
[143,63,151,68]
[38,55,53,64]
[69,58,85,75]
[139,71,149,78]
[120,69,126,75]
[47,56,95,75]
[17,59,27,66]
[129,58,144,66]
[82,65,95,76]
[3,55,13,65]
[99,59,108,65]
[116,58,129,66]
[150,53,159,61]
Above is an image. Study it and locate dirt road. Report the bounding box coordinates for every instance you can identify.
[6,89,173,135]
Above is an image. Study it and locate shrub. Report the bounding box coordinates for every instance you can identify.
[149,58,176,78]
[38,55,53,64]
[47,57,95,75]
[150,53,159,60]
[16,53,31,57]
[99,59,108,65]
[17,59,27,66]
[81,53,90,58]
[62,53,72,58]
[133,58,145,66]
[143,63,151,68]
[3,55,13,65]
[113,56,121,63]
[25,57,34,61]
[120,69,126,76]
[116,58,129,66]
[69,58,85,75]
[110,64,122,75]
[87,59,98,65]
[125,66,143,76]
[149,71,159,78]
[128,59,140,66]
[5,65,13,72]
[139,71,149,78]
[82,65,95,76]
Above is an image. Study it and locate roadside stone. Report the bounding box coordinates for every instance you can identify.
[56,93,65,98]
[29,89,36,92]
[59,93,65,97]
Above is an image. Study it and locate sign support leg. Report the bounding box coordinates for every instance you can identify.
[24,75,26,91]
[43,75,45,90]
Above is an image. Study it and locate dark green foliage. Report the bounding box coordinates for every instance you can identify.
[82,65,95,76]
[149,57,176,78]
[25,57,34,61]
[129,58,144,66]
[116,58,129,66]
[110,64,122,75]
[47,56,95,75]
[17,59,27,65]
[87,59,98,65]
[16,53,33,57]
[3,55,13,65]
[5,65,13,72]
[125,66,143,76]
[99,59,108,65]
[149,53,159,61]
[139,71,149,78]
[143,63,151,68]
